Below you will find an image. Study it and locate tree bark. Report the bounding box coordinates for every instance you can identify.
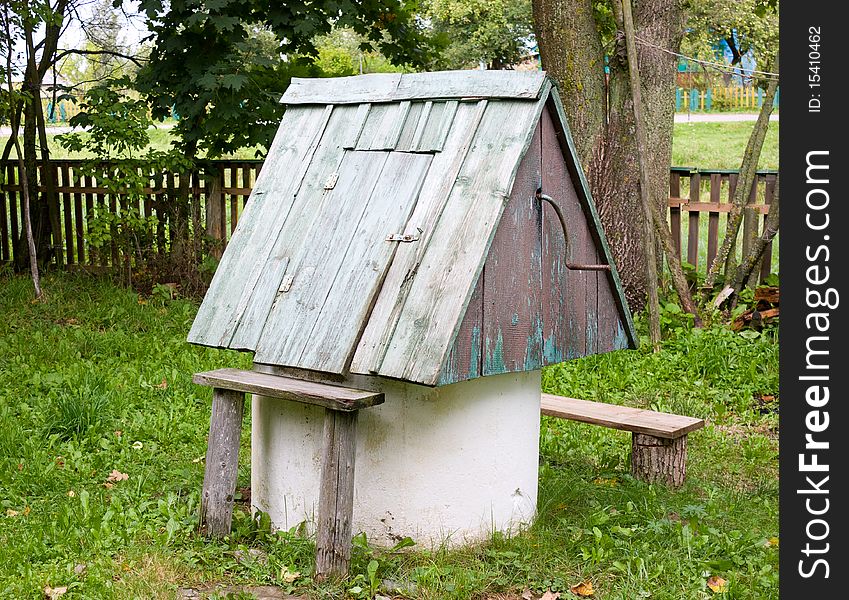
[631,433,687,487]
[620,0,661,350]
[533,0,684,312]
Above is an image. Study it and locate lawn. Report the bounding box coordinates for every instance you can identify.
[0,273,779,599]
[671,121,779,170]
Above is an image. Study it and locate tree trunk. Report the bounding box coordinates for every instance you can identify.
[732,176,779,295]
[533,0,683,312]
[631,433,687,487]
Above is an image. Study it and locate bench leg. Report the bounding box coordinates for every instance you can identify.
[631,433,687,487]
[200,387,245,537]
[315,409,358,580]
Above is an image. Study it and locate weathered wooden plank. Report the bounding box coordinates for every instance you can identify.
[252,150,391,364]
[395,101,425,150]
[199,387,245,537]
[438,270,484,385]
[227,106,363,351]
[0,187,8,262]
[193,368,384,410]
[545,89,638,349]
[7,165,18,262]
[357,101,411,150]
[406,101,433,151]
[541,393,704,439]
[281,71,546,105]
[377,99,542,385]
[73,166,85,264]
[188,106,331,347]
[282,73,402,105]
[414,100,458,152]
[297,152,433,373]
[707,173,721,269]
[341,103,371,149]
[84,174,95,264]
[349,100,489,375]
[759,174,776,282]
[687,173,700,269]
[669,172,681,257]
[315,409,358,579]
[541,106,584,360]
[62,164,74,265]
[481,121,542,376]
[667,199,770,214]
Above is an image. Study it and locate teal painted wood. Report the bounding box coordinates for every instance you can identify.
[395,101,425,150]
[349,100,489,376]
[341,103,371,149]
[296,151,434,373]
[356,101,411,150]
[414,101,459,152]
[281,71,546,105]
[228,105,362,350]
[377,98,544,385]
[481,121,543,376]
[546,88,638,349]
[253,150,391,366]
[188,106,331,347]
[406,101,434,152]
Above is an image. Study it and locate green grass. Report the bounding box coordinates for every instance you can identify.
[0,273,779,599]
[672,121,779,170]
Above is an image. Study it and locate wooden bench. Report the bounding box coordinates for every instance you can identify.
[193,367,385,579]
[541,394,704,487]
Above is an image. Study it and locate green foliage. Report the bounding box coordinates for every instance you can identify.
[426,0,534,69]
[57,83,192,267]
[314,27,411,77]
[134,0,433,158]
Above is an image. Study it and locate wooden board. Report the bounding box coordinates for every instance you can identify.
[349,100,489,375]
[541,394,704,439]
[481,121,543,376]
[687,173,700,269]
[375,98,542,385]
[193,368,384,411]
[281,71,546,105]
[188,106,332,347]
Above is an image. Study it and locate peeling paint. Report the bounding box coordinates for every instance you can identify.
[484,329,506,374]
[469,325,481,379]
[614,319,629,350]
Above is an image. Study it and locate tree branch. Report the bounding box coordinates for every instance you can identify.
[54,48,146,67]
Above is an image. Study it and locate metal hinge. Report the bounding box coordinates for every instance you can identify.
[386,227,422,243]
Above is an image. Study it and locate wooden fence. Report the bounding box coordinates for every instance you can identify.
[668,167,778,283]
[675,86,780,112]
[1,160,777,282]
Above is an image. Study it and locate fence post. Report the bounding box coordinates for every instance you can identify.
[205,170,226,259]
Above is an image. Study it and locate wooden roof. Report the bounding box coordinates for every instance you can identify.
[188,70,636,386]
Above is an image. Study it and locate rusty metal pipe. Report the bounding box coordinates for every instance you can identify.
[536,190,611,272]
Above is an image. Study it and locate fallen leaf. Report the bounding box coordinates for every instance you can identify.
[540,591,560,600]
[156,379,168,390]
[74,563,87,575]
[521,589,533,600]
[106,469,129,483]
[23,506,31,516]
[55,456,65,467]
[280,567,300,583]
[570,581,595,597]
[707,575,727,593]
[67,490,75,497]
[5,509,19,517]
[103,482,114,489]
[44,586,68,599]
[114,430,123,437]
[131,441,143,450]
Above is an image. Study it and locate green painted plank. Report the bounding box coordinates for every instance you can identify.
[376,98,544,385]
[188,106,331,347]
[415,100,459,152]
[356,101,411,150]
[297,152,434,373]
[349,100,489,376]
[281,71,546,105]
[253,150,391,366]
[547,87,638,349]
[228,105,365,350]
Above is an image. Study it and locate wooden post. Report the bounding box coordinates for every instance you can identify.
[631,433,687,487]
[205,173,226,258]
[200,387,245,537]
[315,409,358,580]
[742,206,759,289]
